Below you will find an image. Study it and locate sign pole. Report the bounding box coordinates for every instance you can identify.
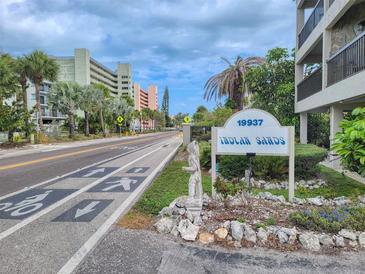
[288,126,295,202]
[211,127,217,196]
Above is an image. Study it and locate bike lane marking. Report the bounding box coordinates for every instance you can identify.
[0,140,160,202]
[0,140,171,241]
[57,140,181,274]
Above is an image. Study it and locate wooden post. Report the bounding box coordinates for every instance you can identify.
[211,127,217,196]
[288,126,295,202]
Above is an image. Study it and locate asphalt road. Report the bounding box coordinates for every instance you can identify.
[0,132,181,273]
[0,132,177,197]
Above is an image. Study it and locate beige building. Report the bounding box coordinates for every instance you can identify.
[295,0,365,146]
[54,48,132,96]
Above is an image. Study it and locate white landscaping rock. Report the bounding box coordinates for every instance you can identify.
[299,233,320,252]
[307,197,323,206]
[222,220,231,230]
[155,217,175,234]
[333,196,350,206]
[230,221,244,241]
[257,228,268,242]
[198,232,214,244]
[243,224,257,243]
[277,230,289,244]
[358,232,365,248]
[292,197,306,205]
[170,225,179,237]
[319,234,334,247]
[338,229,357,241]
[333,235,345,247]
[178,219,200,241]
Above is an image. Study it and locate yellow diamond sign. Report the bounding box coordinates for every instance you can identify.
[183,116,191,123]
[116,116,124,123]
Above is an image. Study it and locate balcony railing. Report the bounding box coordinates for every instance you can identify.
[298,0,324,48]
[297,67,322,101]
[327,32,365,86]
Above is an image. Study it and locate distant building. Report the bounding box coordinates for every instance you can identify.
[295,0,365,148]
[53,48,132,96]
[133,83,158,111]
[133,83,158,129]
[27,48,133,124]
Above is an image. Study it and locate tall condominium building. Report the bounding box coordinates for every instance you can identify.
[133,83,158,129]
[54,48,132,96]
[27,48,133,123]
[295,0,365,148]
[133,83,158,111]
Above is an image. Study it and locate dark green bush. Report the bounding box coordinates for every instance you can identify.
[295,144,328,179]
[199,142,327,181]
[199,141,211,168]
[289,207,365,233]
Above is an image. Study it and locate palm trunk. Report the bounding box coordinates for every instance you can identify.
[35,82,43,130]
[99,109,106,137]
[69,113,75,138]
[21,79,29,137]
[84,111,90,136]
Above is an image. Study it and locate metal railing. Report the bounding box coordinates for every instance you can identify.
[298,0,324,48]
[297,67,322,101]
[327,32,365,86]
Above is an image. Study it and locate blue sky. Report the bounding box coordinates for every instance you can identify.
[0,0,295,115]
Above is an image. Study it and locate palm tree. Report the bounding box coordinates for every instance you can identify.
[92,83,110,137]
[15,57,30,109]
[26,50,59,130]
[48,82,82,138]
[79,85,94,136]
[204,56,265,111]
[141,108,151,131]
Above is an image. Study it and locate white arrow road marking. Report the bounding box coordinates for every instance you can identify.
[75,201,100,219]
[133,168,143,173]
[82,168,105,178]
[102,178,137,191]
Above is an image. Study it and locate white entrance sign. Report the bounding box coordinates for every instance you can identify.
[211,109,295,201]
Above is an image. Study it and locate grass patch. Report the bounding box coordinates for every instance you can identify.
[131,160,211,216]
[117,209,154,229]
[253,165,365,200]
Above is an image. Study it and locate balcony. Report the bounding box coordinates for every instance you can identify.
[298,0,324,48]
[297,67,322,101]
[327,32,365,87]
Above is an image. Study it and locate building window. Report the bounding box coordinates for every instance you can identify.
[121,81,129,84]
[122,87,129,90]
[40,96,45,104]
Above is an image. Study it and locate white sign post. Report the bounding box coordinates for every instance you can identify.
[211,109,295,202]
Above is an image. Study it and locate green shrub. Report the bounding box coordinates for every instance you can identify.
[199,141,211,168]
[295,144,328,179]
[215,177,245,197]
[265,217,277,226]
[216,144,327,181]
[237,216,246,223]
[332,107,365,176]
[289,207,365,233]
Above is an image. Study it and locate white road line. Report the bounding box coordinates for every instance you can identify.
[0,141,158,202]
[0,140,173,241]
[57,140,181,274]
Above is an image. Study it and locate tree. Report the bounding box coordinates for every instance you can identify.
[92,83,110,137]
[245,48,297,128]
[108,95,134,131]
[48,82,81,138]
[161,86,169,125]
[154,111,166,130]
[204,56,265,111]
[78,85,95,136]
[172,112,188,127]
[141,108,151,131]
[26,50,59,130]
[0,53,18,101]
[192,105,208,123]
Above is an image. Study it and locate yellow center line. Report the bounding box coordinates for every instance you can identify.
[0,137,156,171]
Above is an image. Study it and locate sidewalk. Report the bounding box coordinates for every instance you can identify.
[75,228,365,274]
[0,133,159,160]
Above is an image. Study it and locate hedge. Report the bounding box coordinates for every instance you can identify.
[199,141,327,180]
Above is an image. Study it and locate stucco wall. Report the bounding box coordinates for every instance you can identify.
[331,2,365,55]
